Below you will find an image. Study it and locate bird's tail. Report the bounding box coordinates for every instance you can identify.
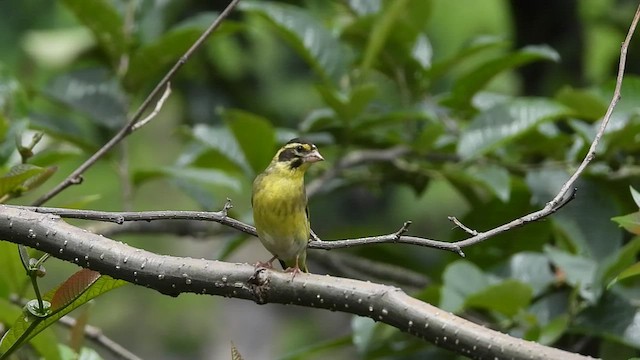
[279,253,308,272]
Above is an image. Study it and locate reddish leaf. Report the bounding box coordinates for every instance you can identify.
[50,269,101,310]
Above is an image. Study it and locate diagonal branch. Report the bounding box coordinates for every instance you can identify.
[0,206,589,360]
[32,0,242,206]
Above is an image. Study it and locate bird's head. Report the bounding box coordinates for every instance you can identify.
[273,138,324,172]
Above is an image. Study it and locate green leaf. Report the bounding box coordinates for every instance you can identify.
[443,45,560,109]
[427,35,508,81]
[190,124,252,176]
[0,298,59,359]
[612,212,640,235]
[216,235,249,261]
[631,186,640,208]
[361,0,410,70]
[46,68,127,129]
[0,164,47,199]
[61,0,126,63]
[457,98,570,159]
[545,246,599,302]
[498,252,555,296]
[465,280,533,317]
[223,109,275,175]
[0,242,25,296]
[134,166,241,192]
[538,315,569,345]
[574,292,640,348]
[466,164,510,202]
[240,1,352,84]
[125,13,217,90]
[609,262,640,287]
[600,237,640,287]
[0,119,28,165]
[0,273,126,358]
[555,86,608,120]
[439,260,489,313]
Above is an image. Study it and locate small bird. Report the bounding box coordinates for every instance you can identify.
[251,138,324,275]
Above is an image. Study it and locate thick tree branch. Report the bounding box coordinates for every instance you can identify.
[0,206,589,360]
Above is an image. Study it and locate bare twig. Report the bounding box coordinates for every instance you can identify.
[131,83,172,132]
[6,187,574,258]
[32,0,242,206]
[448,216,478,236]
[545,4,640,209]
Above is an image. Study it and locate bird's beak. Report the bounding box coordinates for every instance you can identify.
[304,149,324,163]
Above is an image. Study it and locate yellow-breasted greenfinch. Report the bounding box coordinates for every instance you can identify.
[251,138,324,274]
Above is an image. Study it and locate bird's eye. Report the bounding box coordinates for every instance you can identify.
[296,145,304,152]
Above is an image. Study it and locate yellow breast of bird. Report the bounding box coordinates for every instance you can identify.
[252,173,310,261]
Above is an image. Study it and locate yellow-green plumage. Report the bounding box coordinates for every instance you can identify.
[251,139,323,273]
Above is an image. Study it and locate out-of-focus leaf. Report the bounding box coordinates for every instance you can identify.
[443,45,560,109]
[0,164,46,199]
[0,274,125,358]
[597,76,640,134]
[0,67,29,118]
[538,315,569,346]
[555,86,607,121]
[216,235,249,261]
[170,178,217,212]
[457,98,570,159]
[61,0,125,62]
[361,0,410,70]
[223,109,275,175]
[612,212,640,235]
[545,246,599,302]
[466,164,510,202]
[574,292,640,348]
[0,242,25,296]
[347,0,382,16]
[465,280,533,317]
[427,35,508,81]
[631,186,640,209]
[30,114,98,151]
[0,119,28,165]
[527,171,622,261]
[497,252,555,296]
[411,34,432,70]
[125,13,220,90]
[279,336,351,360]
[351,316,377,355]
[439,260,489,313]
[240,1,352,84]
[190,124,252,176]
[46,68,127,129]
[134,166,241,192]
[600,237,640,287]
[608,262,640,288]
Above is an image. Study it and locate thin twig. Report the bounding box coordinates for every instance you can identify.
[32,0,242,206]
[0,206,592,360]
[131,83,172,132]
[545,4,640,209]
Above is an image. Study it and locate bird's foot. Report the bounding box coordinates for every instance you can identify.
[254,255,278,270]
[283,266,303,280]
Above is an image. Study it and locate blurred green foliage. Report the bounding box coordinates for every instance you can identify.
[1,0,640,359]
